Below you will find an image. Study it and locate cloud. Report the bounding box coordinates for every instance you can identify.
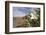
[13,7,32,17]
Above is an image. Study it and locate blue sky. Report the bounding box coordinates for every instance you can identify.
[13,7,32,17]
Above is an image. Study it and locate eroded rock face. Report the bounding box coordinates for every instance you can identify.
[13,16,30,27]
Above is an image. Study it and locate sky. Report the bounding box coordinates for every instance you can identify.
[13,7,32,17]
